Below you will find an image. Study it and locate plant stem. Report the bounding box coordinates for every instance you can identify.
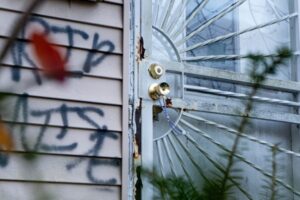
[270,145,278,200]
[218,48,291,197]
[219,84,259,197]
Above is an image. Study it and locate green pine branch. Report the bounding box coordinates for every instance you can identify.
[145,47,292,200]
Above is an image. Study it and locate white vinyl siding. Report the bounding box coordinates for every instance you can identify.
[0,0,128,199]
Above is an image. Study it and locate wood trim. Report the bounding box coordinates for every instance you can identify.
[122,0,130,199]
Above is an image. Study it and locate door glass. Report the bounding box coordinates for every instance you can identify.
[186,0,237,72]
[183,0,291,80]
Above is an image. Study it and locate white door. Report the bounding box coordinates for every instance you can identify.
[137,0,300,199]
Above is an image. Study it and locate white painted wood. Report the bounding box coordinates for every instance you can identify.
[0,10,122,54]
[1,95,122,131]
[7,125,122,158]
[122,0,130,199]
[0,182,121,200]
[0,153,121,185]
[0,67,122,105]
[0,0,123,28]
[141,99,154,199]
[141,0,152,57]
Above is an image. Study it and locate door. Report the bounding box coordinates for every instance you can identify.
[137,0,300,199]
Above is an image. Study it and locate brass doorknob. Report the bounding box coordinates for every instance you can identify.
[148,82,170,100]
[148,64,165,79]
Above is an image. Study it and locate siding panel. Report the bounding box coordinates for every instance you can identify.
[0,67,122,105]
[0,153,121,185]
[0,0,128,199]
[0,39,123,79]
[1,95,122,131]
[0,10,123,53]
[0,0,123,28]
[0,182,120,200]
[8,125,122,158]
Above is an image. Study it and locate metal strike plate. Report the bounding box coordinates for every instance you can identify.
[138,60,168,100]
[148,64,165,79]
[148,82,170,100]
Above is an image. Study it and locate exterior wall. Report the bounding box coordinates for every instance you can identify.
[0,0,128,199]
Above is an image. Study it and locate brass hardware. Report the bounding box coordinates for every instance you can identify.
[148,64,164,79]
[148,82,170,100]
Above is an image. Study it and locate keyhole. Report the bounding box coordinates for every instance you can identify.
[156,68,162,74]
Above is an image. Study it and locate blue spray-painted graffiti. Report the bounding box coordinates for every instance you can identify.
[83,33,115,73]
[66,127,120,184]
[10,17,115,85]
[0,93,120,184]
[0,16,120,185]
[0,152,9,167]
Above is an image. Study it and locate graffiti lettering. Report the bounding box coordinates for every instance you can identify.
[10,17,115,85]
[83,33,115,73]
[51,25,89,62]
[0,94,119,184]
[66,127,119,184]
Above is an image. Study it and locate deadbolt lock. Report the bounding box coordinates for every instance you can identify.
[148,82,170,100]
[148,64,165,79]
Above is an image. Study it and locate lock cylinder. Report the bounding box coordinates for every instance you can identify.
[148,82,170,100]
[148,64,165,79]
